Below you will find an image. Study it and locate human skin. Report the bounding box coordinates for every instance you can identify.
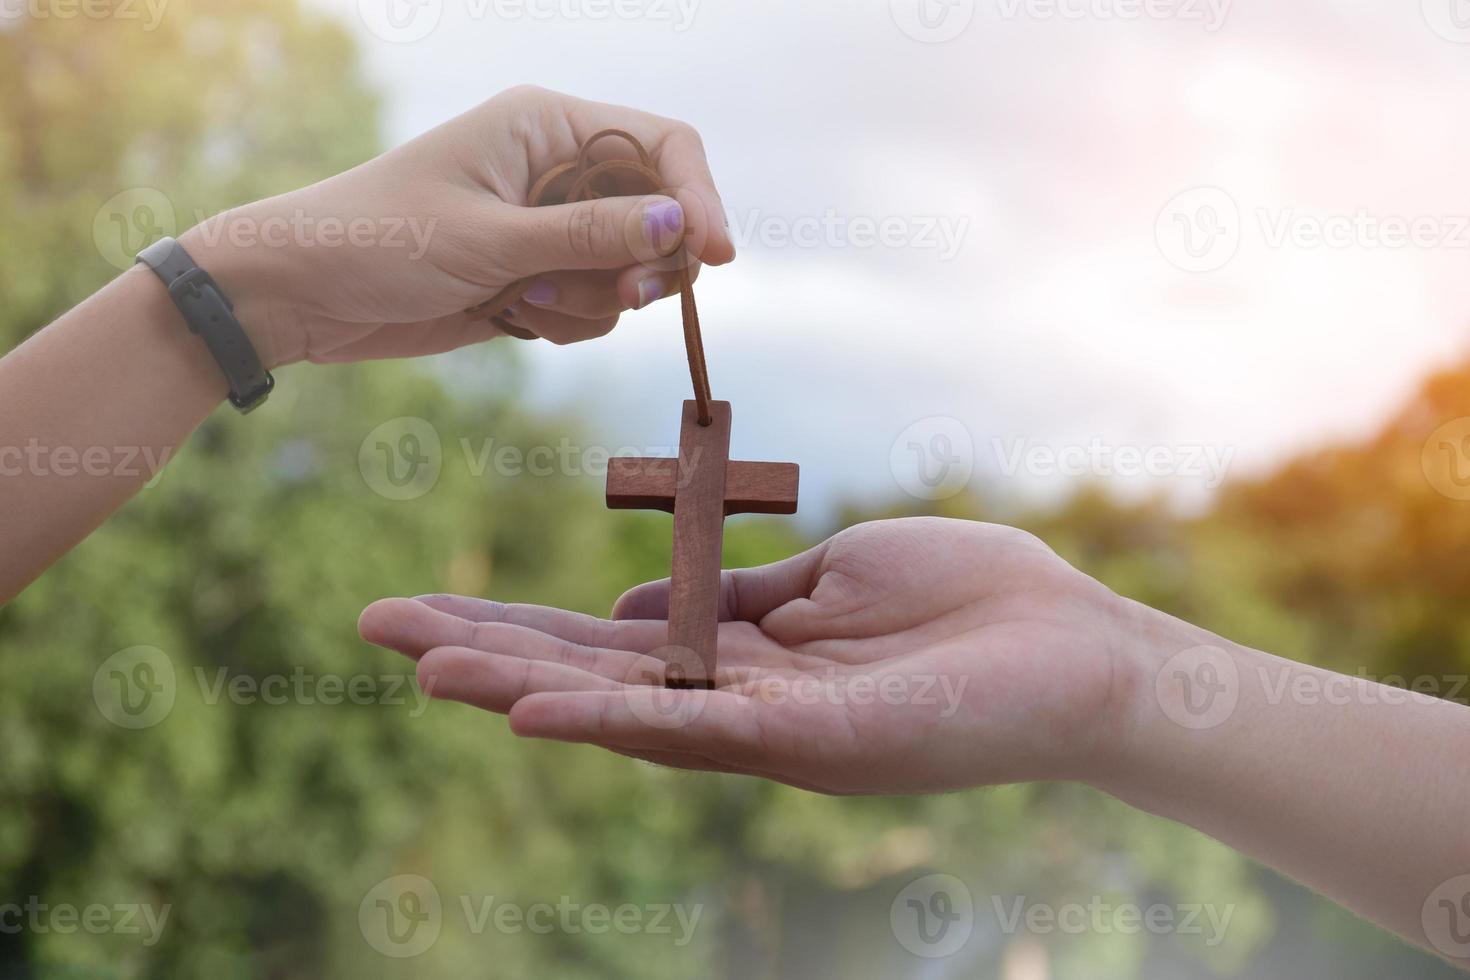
[0,86,734,604]
[359,516,1470,968]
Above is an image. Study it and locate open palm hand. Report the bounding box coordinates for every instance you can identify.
[359,518,1138,794]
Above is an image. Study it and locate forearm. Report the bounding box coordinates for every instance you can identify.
[0,262,239,603]
[1102,605,1470,966]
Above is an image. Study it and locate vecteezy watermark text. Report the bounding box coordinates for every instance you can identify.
[991,895,1235,946]
[0,441,173,486]
[92,187,437,271]
[358,416,703,502]
[356,0,701,45]
[889,418,1234,502]
[189,210,436,259]
[1157,187,1470,273]
[195,666,432,717]
[993,437,1235,489]
[0,897,170,947]
[457,895,701,944]
[460,438,691,480]
[358,875,702,958]
[889,0,1228,44]
[0,0,168,30]
[748,669,969,718]
[1155,645,1470,732]
[94,646,432,731]
[725,208,970,261]
[1258,667,1470,709]
[994,0,1230,30]
[1256,209,1470,252]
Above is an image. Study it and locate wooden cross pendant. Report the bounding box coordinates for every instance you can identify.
[606,400,799,688]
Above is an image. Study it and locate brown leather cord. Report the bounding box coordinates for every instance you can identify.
[464,129,714,426]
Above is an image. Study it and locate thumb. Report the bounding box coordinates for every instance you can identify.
[612,542,828,625]
[504,194,686,275]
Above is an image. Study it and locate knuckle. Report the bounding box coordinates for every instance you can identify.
[670,119,703,149]
[468,620,494,649]
[565,200,619,261]
[514,658,537,700]
[415,655,442,696]
[996,523,1053,555]
[557,639,592,671]
[498,83,548,106]
[590,618,617,650]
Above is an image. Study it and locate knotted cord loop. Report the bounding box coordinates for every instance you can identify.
[465,129,714,426]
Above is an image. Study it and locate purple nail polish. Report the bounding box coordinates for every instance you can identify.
[636,277,666,309]
[524,280,558,306]
[643,200,685,246]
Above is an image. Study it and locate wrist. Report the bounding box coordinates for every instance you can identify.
[1084,594,1244,798]
[119,263,238,410]
[179,213,302,371]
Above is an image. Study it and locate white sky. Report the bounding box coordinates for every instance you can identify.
[311,0,1470,519]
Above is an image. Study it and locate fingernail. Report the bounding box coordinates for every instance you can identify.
[523,280,558,307]
[642,199,685,251]
[503,304,520,319]
[636,276,666,310]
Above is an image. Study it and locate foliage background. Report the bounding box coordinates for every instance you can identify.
[1,2,1466,977]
